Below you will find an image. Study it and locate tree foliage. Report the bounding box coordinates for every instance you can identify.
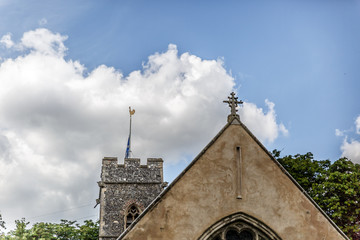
[0,213,5,234]
[0,218,98,240]
[273,150,360,240]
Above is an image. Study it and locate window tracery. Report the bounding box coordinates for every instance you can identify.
[199,213,281,240]
[210,223,266,240]
[125,204,140,229]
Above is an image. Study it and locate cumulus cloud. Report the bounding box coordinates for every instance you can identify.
[239,99,288,143]
[21,28,68,56]
[335,129,344,137]
[0,28,287,229]
[0,33,14,48]
[0,28,68,56]
[338,115,360,164]
[356,115,360,134]
[341,137,360,164]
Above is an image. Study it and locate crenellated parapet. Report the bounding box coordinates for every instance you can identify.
[98,156,165,240]
[100,157,163,184]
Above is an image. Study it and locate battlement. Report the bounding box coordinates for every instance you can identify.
[98,156,165,239]
[101,157,164,183]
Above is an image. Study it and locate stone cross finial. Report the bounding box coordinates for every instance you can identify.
[223,92,243,122]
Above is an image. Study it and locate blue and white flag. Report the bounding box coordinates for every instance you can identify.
[125,106,135,159]
[125,134,131,159]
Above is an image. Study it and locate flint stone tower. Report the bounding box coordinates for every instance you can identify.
[98,157,165,240]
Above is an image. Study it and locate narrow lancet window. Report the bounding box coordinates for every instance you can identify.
[236,146,242,199]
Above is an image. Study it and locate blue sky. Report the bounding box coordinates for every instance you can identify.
[0,0,359,231]
[2,0,359,159]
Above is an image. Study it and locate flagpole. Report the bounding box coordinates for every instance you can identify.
[129,110,132,156]
[125,107,135,159]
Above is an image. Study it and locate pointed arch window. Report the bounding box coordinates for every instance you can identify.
[210,226,263,240]
[125,204,141,228]
[199,213,281,240]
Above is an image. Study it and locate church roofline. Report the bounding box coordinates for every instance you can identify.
[117,116,349,240]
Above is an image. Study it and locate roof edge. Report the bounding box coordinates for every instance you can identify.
[117,117,237,239]
[237,121,349,240]
[118,116,349,240]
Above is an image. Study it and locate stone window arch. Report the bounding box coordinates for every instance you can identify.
[125,204,141,229]
[198,213,281,240]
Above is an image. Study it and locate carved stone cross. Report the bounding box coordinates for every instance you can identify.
[223,92,243,121]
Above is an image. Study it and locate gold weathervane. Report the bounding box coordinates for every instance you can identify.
[129,107,135,116]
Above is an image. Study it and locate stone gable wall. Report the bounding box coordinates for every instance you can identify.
[119,124,348,240]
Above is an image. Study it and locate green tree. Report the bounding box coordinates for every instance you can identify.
[272,150,330,194]
[28,222,57,239]
[0,213,5,230]
[77,220,99,240]
[0,213,6,238]
[9,218,30,239]
[273,150,360,240]
[55,220,78,240]
[0,218,99,240]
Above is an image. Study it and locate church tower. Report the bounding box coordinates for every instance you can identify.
[97,157,165,240]
[97,108,165,240]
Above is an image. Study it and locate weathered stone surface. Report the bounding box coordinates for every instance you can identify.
[98,157,164,239]
[101,158,163,183]
[119,120,348,240]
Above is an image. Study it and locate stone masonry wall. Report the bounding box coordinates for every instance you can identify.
[98,157,164,240]
[101,158,163,183]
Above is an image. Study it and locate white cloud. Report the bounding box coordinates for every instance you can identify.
[335,129,344,137]
[341,137,360,164]
[338,115,360,164]
[0,33,14,48]
[0,28,287,229]
[356,115,360,134]
[239,99,288,143]
[0,28,68,56]
[20,28,68,56]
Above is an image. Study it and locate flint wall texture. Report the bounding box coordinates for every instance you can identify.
[98,157,164,240]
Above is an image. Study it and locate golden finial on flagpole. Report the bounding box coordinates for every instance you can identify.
[129,107,135,116]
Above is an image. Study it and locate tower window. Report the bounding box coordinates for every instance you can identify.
[125,204,140,228]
